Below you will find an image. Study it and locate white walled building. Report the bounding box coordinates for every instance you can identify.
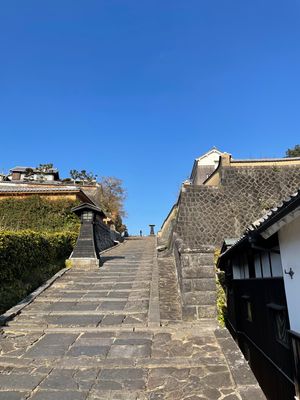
[190,147,226,185]
[218,188,300,399]
[9,166,60,182]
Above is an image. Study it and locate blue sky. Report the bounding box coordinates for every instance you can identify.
[1,1,300,235]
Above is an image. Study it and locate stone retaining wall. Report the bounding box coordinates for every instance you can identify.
[172,164,300,320]
[173,235,216,320]
[94,219,122,254]
[176,165,300,247]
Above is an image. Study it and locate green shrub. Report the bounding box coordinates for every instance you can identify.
[214,248,227,326]
[0,196,80,232]
[216,270,227,327]
[0,230,78,314]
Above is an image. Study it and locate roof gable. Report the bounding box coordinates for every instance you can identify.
[71,203,106,217]
[196,147,224,162]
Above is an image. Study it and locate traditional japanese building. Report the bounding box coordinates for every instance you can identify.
[189,147,224,185]
[9,166,60,182]
[160,149,300,322]
[218,189,300,400]
[0,182,94,203]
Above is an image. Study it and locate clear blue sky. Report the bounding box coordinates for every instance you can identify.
[1,1,300,235]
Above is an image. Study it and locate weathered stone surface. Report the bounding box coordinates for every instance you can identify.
[0,374,44,390]
[176,166,300,248]
[197,305,217,318]
[239,386,267,400]
[182,279,192,292]
[0,238,265,400]
[108,344,151,359]
[0,393,29,400]
[182,306,198,321]
[183,291,216,305]
[158,256,182,321]
[182,266,215,279]
[192,278,216,291]
[98,301,126,311]
[67,346,110,358]
[170,164,300,329]
[31,391,87,400]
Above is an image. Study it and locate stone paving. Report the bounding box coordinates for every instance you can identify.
[0,237,265,400]
[158,256,182,322]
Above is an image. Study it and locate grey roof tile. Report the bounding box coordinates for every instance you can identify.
[0,185,80,193]
[219,188,300,260]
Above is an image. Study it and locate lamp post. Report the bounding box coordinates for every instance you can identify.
[149,224,155,236]
[69,203,106,268]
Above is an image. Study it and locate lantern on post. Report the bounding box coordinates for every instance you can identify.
[149,224,155,236]
[69,203,106,268]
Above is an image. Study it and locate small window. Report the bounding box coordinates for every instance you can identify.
[82,211,93,221]
[242,295,253,322]
[246,301,253,322]
[267,303,289,348]
[275,309,289,348]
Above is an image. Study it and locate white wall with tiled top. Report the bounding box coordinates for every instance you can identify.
[279,214,300,333]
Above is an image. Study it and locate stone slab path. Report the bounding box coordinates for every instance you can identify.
[0,237,265,400]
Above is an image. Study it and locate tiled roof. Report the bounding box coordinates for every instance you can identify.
[10,166,59,173]
[224,238,239,246]
[232,157,300,163]
[72,203,106,217]
[246,190,300,233]
[219,189,300,260]
[0,185,80,193]
[10,166,34,171]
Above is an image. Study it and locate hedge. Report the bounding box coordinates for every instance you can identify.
[0,196,81,232]
[0,230,78,314]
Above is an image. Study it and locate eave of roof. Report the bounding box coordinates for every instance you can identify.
[232,157,300,163]
[224,238,239,246]
[219,189,300,261]
[0,187,80,193]
[11,166,59,172]
[247,191,300,235]
[71,202,106,217]
[195,147,223,162]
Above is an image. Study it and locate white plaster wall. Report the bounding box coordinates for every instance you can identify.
[44,175,54,181]
[198,151,221,167]
[19,173,54,181]
[279,215,300,333]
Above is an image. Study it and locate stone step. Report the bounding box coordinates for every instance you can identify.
[23,310,148,316]
[34,297,150,302]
